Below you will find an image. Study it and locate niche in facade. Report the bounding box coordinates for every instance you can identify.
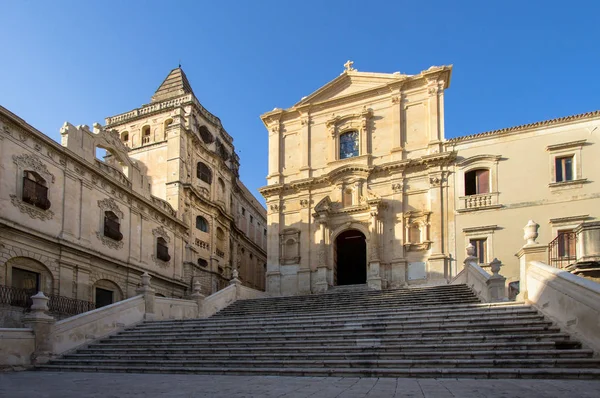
[279,228,300,265]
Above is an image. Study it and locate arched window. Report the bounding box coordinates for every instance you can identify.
[196,216,209,232]
[142,125,151,144]
[464,169,490,196]
[198,125,214,144]
[156,237,170,262]
[163,119,173,139]
[121,131,129,143]
[339,130,359,159]
[22,171,51,210]
[104,211,123,241]
[218,178,225,199]
[196,162,212,184]
[216,227,225,252]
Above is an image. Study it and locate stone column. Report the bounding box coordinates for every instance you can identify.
[390,92,404,161]
[300,115,311,179]
[367,208,382,290]
[516,220,547,301]
[315,217,329,293]
[22,292,55,365]
[135,272,156,321]
[428,173,449,282]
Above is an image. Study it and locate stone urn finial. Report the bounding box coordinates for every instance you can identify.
[466,243,476,257]
[489,258,502,277]
[30,291,50,313]
[193,280,201,295]
[523,220,539,245]
[232,268,239,279]
[141,272,152,287]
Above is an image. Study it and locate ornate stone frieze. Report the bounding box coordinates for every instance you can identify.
[10,195,55,221]
[152,225,171,243]
[151,254,171,269]
[13,154,55,183]
[97,197,124,219]
[96,232,124,250]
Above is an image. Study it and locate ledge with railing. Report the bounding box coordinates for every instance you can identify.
[457,192,501,212]
[0,285,95,317]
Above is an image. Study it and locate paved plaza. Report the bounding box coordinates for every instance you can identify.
[1,372,600,397]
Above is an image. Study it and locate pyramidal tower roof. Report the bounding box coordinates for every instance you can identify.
[151,67,194,103]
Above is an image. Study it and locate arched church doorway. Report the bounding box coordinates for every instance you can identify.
[334,229,367,286]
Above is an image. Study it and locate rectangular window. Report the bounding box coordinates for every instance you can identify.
[555,156,573,182]
[250,215,254,223]
[464,169,490,196]
[469,238,487,264]
[12,267,40,292]
[241,207,246,216]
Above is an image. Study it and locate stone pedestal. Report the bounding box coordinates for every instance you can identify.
[486,258,507,302]
[136,272,156,321]
[314,265,328,293]
[367,261,382,290]
[516,244,547,301]
[190,280,205,318]
[22,292,55,365]
[575,221,600,262]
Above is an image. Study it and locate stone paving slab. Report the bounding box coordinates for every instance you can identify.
[1,372,600,397]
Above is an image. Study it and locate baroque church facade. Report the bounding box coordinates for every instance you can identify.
[260,62,599,296]
[0,68,266,316]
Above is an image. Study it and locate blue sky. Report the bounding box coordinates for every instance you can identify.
[1,0,599,205]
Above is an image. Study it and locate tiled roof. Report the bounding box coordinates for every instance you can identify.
[447,110,600,143]
[151,67,194,102]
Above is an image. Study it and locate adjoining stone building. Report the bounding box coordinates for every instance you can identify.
[0,68,266,322]
[259,61,599,296]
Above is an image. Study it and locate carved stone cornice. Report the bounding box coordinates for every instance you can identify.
[10,195,54,221]
[13,154,55,183]
[152,225,171,243]
[96,232,124,250]
[97,197,124,219]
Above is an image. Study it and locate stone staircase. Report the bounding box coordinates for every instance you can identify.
[37,284,600,378]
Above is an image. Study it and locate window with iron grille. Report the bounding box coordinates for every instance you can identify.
[196,162,212,184]
[156,237,170,262]
[22,171,51,210]
[103,211,123,241]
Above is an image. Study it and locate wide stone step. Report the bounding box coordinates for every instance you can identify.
[33,364,600,379]
[123,314,546,335]
[109,320,555,342]
[101,327,563,346]
[63,349,595,362]
[220,294,479,312]
[78,341,581,355]
[153,302,527,327]
[133,307,539,331]
[46,357,600,369]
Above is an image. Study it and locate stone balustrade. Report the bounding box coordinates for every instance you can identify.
[458,191,500,211]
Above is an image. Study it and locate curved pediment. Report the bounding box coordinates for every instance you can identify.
[327,163,370,184]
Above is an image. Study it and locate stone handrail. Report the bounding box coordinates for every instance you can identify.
[451,244,507,302]
[52,295,145,355]
[0,328,34,370]
[525,261,600,353]
[154,297,198,320]
[199,277,270,318]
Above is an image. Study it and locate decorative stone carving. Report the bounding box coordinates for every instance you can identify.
[10,195,55,221]
[466,243,476,257]
[391,95,401,104]
[489,258,503,277]
[97,197,123,219]
[392,183,403,192]
[96,232,124,250]
[13,154,55,183]
[523,220,539,245]
[151,254,171,268]
[280,229,301,265]
[299,199,310,208]
[343,60,355,72]
[152,225,171,243]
